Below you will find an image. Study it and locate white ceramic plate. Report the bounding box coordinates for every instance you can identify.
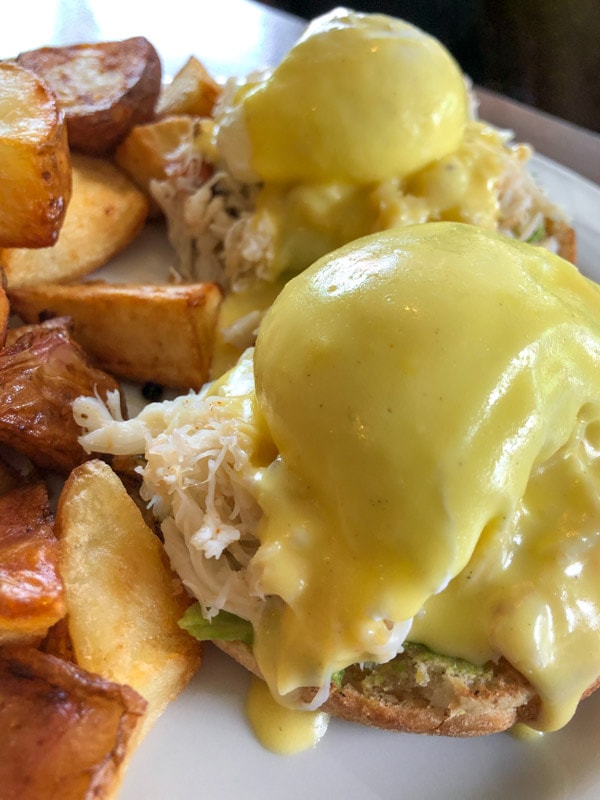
[114,157,600,800]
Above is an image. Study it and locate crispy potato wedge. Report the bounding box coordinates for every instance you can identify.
[9,280,223,389]
[0,482,65,645]
[17,37,162,155]
[156,55,221,118]
[114,115,214,215]
[0,645,146,800]
[56,459,201,740]
[0,317,124,473]
[0,154,149,287]
[0,61,71,248]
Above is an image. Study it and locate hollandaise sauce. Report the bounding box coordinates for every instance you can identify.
[246,675,330,754]
[218,8,467,185]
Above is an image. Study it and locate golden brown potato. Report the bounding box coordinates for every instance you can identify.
[0,645,146,800]
[17,36,162,155]
[56,459,202,741]
[9,280,223,389]
[0,482,65,646]
[0,154,150,287]
[156,55,221,118]
[0,61,71,249]
[0,317,124,473]
[114,115,214,215]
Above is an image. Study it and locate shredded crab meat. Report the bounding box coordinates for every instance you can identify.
[151,170,266,290]
[75,351,264,622]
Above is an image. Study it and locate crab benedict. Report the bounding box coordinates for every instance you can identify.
[152,7,574,375]
[75,221,600,736]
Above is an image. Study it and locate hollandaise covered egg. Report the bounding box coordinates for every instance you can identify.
[215,8,467,184]
[77,222,600,736]
[152,7,572,367]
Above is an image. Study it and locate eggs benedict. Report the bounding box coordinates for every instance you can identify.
[152,7,574,371]
[76,221,600,736]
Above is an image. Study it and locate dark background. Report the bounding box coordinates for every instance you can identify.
[263,1,600,133]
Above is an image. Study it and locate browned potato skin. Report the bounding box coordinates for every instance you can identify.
[0,482,65,646]
[0,62,71,248]
[0,646,146,800]
[17,36,162,155]
[0,154,150,287]
[0,317,124,473]
[9,280,223,389]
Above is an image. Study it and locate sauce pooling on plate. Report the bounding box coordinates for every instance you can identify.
[246,676,330,754]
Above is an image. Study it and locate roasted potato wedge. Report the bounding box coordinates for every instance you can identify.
[17,36,162,155]
[0,154,149,287]
[9,280,223,389]
[0,482,65,645]
[0,317,123,473]
[0,645,146,800]
[156,55,221,118]
[114,115,214,215]
[0,61,71,248]
[56,459,201,741]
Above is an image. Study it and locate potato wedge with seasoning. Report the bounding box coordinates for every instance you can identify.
[0,154,149,287]
[0,61,71,249]
[0,645,146,800]
[0,482,65,646]
[56,459,202,741]
[156,55,221,118]
[17,36,162,155]
[9,280,223,389]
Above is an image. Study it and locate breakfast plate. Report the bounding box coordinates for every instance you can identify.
[5,4,599,796]
[114,154,600,800]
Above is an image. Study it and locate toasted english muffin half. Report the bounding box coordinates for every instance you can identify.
[216,640,599,737]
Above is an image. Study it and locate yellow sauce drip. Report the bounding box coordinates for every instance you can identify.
[510,723,545,741]
[246,675,330,754]
[211,280,283,378]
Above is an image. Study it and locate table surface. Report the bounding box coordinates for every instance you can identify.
[2,0,599,185]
